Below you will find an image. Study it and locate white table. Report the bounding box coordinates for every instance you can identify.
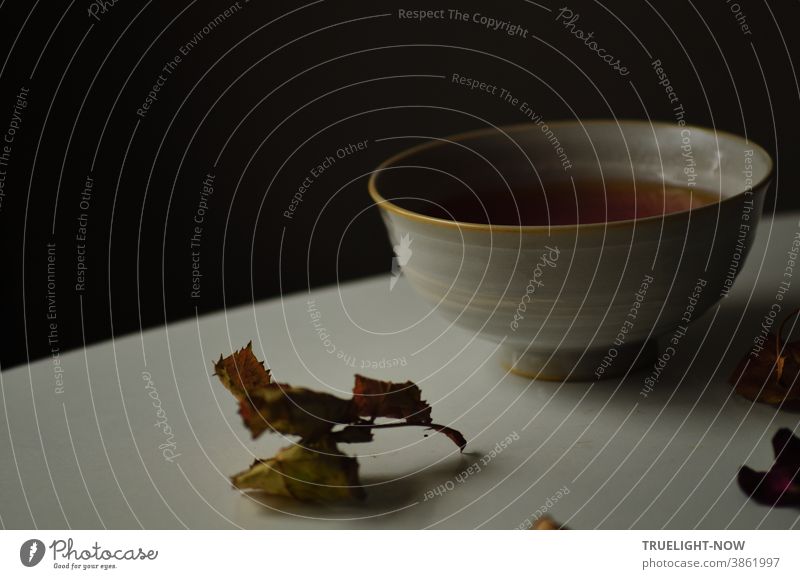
[2,214,800,530]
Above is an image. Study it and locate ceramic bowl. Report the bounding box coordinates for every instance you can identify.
[368,121,773,381]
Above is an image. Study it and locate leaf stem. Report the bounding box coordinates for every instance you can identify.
[363,421,447,430]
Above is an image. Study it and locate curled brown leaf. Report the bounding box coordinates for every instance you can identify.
[214,344,355,439]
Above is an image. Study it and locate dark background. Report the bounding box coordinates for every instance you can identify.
[1,0,797,370]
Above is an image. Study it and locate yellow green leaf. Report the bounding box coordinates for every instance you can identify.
[232,439,364,502]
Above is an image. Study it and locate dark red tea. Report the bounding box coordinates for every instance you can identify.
[399,180,719,226]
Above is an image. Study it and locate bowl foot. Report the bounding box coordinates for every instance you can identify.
[501,339,658,382]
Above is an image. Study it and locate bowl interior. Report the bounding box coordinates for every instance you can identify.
[370,121,772,228]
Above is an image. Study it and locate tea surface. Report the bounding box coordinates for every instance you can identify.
[398,180,719,226]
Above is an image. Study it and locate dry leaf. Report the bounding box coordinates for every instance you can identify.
[241,384,356,440]
[214,345,468,501]
[352,374,432,423]
[529,516,568,530]
[214,344,355,439]
[738,428,800,507]
[730,310,800,410]
[353,374,466,450]
[232,438,365,502]
[214,342,272,398]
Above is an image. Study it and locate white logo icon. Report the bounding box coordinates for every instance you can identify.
[20,539,45,567]
[390,233,413,291]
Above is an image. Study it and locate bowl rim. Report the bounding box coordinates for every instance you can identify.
[367,119,774,233]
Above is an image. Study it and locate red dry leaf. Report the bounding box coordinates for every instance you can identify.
[352,374,466,450]
[738,428,800,507]
[214,341,272,398]
[352,374,433,423]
